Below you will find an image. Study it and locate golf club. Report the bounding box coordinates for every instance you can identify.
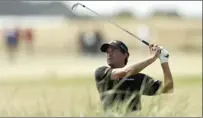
[72,3,169,58]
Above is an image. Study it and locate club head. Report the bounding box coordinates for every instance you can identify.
[71,3,85,11]
[71,3,79,11]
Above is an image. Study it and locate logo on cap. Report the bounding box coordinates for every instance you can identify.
[109,41,117,44]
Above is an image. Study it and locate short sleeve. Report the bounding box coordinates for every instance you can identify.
[94,66,112,82]
[140,74,163,96]
[94,66,114,94]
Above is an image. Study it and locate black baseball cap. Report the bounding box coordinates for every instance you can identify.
[100,40,129,54]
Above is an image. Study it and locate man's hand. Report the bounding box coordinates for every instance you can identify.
[159,46,169,64]
[149,44,161,61]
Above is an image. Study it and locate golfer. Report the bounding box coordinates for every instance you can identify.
[94,40,174,115]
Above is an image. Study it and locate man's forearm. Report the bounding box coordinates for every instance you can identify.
[124,56,156,78]
[161,63,174,93]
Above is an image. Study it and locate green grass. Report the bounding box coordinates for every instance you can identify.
[0,74,201,117]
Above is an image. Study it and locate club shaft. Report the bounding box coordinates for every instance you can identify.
[80,4,150,46]
[72,3,169,57]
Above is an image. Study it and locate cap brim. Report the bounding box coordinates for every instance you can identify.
[100,42,121,52]
[100,43,110,52]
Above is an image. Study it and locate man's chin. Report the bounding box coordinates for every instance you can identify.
[107,61,111,65]
[107,62,114,67]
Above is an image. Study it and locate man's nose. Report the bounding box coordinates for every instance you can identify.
[107,51,113,56]
[107,52,111,57]
[107,48,113,55]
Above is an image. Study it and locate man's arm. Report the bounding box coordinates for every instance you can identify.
[137,46,174,95]
[160,63,174,93]
[111,44,160,80]
[111,56,156,79]
[157,46,174,94]
[140,63,173,95]
[141,63,174,95]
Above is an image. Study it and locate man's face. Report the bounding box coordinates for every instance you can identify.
[106,46,127,68]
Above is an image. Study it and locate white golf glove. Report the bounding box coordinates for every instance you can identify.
[159,46,169,64]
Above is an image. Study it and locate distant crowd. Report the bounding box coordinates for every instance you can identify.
[77,30,105,56]
[1,24,151,62]
[3,27,34,61]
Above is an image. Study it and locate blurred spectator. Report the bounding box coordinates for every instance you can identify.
[83,31,96,54]
[23,28,34,55]
[4,28,19,62]
[77,30,104,56]
[92,30,104,53]
[14,27,21,48]
[78,31,86,55]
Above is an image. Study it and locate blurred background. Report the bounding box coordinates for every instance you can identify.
[0,1,201,79]
[0,1,201,116]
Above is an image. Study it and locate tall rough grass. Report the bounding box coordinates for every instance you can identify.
[0,76,201,117]
[0,89,200,117]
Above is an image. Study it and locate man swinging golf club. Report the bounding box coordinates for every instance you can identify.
[94,40,174,115]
